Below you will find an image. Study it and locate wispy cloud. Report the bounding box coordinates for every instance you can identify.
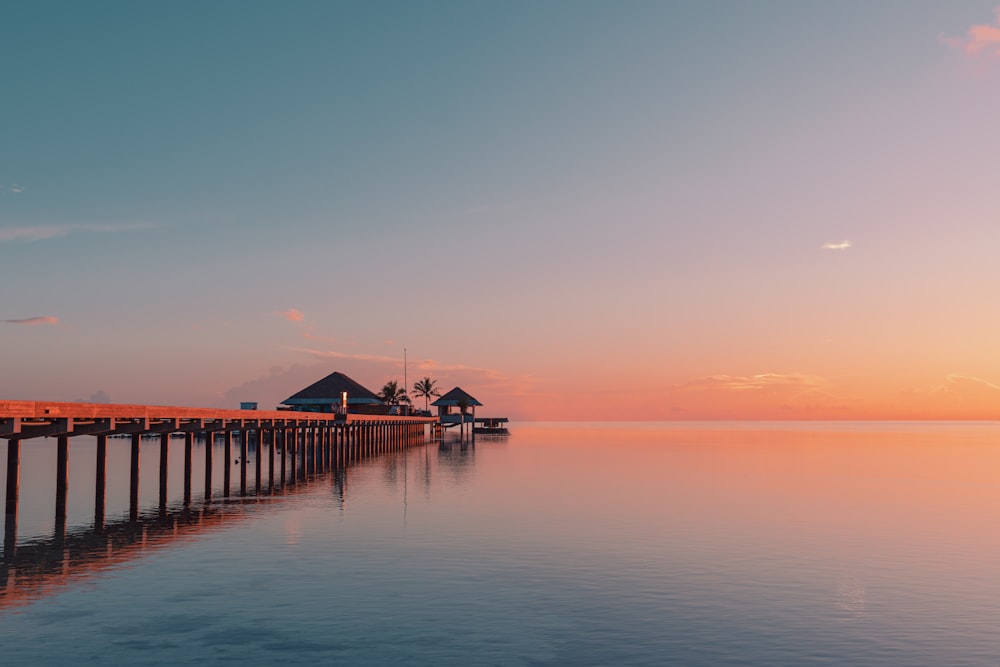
[416,358,507,380]
[934,373,1000,393]
[287,346,400,364]
[682,373,823,392]
[8,184,24,194]
[287,347,510,382]
[941,7,1000,57]
[3,316,59,326]
[821,240,852,250]
[0,222,154,242]
[301,329,336,343]
[275,308,305,322]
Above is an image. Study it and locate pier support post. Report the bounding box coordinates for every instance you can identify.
[300,427,305,479]
[183,433,193,506]
[289,428,298,485]
[304,427,312,476]
[255,429,263,494]
[323,426,330,470]
[280,429,287,487]
[130,433,141,523]
[204,431,214,501]
[224,431,233,497]
[328,426,334,468]
[95,434,107,531]
[55,436,69,542]
[315,426,321,472]
[268,429,275,492]
[4,440,20,561]
[311,426,318,474]
[310,426,317,474]
[159,433,169,517]
[240,431,248,497]
[319,426,325,471]
[339,424,345,467]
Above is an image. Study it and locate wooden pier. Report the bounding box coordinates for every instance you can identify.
[0,401,435,573]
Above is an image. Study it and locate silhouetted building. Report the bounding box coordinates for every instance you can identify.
[432,387,482,425]
[280,371,382,413]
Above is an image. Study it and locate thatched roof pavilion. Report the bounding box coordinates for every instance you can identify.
[431,387,482,415]
[431,387,483,433]
[432,387,483,409]
[281,371,381,413]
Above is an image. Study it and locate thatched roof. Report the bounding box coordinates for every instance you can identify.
[432,387,483,407]
[282,371,381,406]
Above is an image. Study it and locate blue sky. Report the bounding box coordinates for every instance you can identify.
[3,2,1000,418]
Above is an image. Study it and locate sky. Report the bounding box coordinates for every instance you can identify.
[2,1,1000,420]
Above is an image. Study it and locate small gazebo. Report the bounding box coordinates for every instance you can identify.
[280,371,381,413]
[432,387,482,433]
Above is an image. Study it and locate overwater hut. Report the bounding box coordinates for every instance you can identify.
[280,371,382,413]
[432,387,482,434]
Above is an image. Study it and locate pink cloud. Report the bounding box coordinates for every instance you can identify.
[416,358,507,380]
[275,308,305,322]
[287,346,400,364]
[0,223,154,242]
[0,226,67,242]
[681,373,823,392]
[943,7,1000,57]
[301,329,336,343]
[3,316,59,326]
[932,373,1000,394]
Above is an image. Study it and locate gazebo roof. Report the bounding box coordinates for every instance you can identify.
[282,371,382,406]
[431,387,483,407]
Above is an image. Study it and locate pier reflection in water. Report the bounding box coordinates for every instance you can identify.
[1,420,434,609]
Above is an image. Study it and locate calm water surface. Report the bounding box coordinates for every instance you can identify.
[3,421,1000,665]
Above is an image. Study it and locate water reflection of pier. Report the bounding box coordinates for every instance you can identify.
[1,401,433,606]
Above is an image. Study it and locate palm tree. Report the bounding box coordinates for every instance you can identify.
[377,380,410,406]
[412,376,440,413]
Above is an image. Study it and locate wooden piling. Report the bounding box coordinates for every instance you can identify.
[289,427,298,486]
[95,434,107,531]
[159,433,169,516]
[4,440,20,561]
[240,431,248,497]
[224,431,232,497]
[254,429,263,494]
[129,433,140,523]
[204,431,214,501]
[183,432,193,506]
[267,429,275,491]
[55,436,69,541]
[280,429,287,488]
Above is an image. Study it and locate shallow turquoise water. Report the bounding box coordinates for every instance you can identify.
[3,422,1000,665]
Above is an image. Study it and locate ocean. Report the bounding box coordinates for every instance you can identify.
[3,421,1000,665]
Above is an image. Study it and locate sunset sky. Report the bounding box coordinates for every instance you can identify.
[3,1,999,420]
